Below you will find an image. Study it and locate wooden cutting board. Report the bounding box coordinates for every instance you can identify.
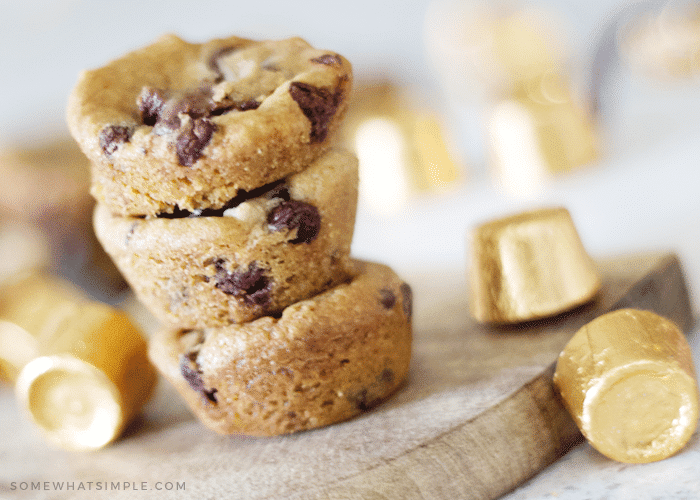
[0,253,693,500]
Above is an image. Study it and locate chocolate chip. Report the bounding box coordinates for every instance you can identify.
[236,99,260,111]
[379,288,396,309]
[353,388,371,411]
[138,86,168,126]
[153,86,215,133]
[379,368,394,385]
[176,117,217,166]
[179,354,218,403]
[176,90,213,119]
[180,356,203,391]
[210,98,260,117]
[267,200,321,244]
[311,54,343,66]
[288,81,343,143]
[156,205,194,219]
[400,283,413,320]
[99,125,131,156]
[350,388,383,412]
[214,261,272,307]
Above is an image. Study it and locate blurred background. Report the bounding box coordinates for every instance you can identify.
[2,0,700,307]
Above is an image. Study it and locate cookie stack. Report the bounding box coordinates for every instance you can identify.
[67,34,412,436]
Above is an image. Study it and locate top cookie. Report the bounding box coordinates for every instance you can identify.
[67,34,352,217]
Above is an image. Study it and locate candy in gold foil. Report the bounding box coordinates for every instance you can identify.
[554,309,699,463]
[619,3,700,82]
[424,1,597,189]
[0,273,156,450]
[0,221,51,289]
[0,320,39,382]
[469,207,602,324]
[0,274,84,382]
[9,294,156,451]
[341,80,463,214]
[0,224,51,381]
[16,355,124,451]
[424,0,569,101]
[487,75,598,190]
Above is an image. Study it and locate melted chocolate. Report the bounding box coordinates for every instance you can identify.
[288,81,343,143]
[267,200,321,244]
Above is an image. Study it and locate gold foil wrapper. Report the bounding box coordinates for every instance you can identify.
[2,277,156,451]
[487,74,597,190]
[16,355,124,451]
[424,1,597,191]
[0,221,51,290]
[424,1,569,102]
[0,320,39,382]
[0,274,84,382]
[554,309,699,463]
[619,3,700,82]
[341,80,463,214]
[15,301,156,451]
[469,207,602,324]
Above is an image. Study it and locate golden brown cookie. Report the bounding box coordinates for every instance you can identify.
[148,260,413,436]
[67,33,352,217]
[94,149,358,328]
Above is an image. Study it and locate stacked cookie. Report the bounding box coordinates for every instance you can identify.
[67,34,412,436]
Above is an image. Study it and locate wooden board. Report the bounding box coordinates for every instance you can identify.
[0,253,693,500]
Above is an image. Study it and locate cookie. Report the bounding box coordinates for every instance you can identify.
[148,260,413,436]
[94,148,358,328]
[67,33,352,217]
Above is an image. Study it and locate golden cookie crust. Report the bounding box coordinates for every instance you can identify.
[67,33,352,217]
[94,149,358,328]
[148,260,413,436]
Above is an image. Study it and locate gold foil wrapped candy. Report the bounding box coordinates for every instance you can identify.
[469,207,602,324]
[341,80,462,214]
[619,2,700,82]
[486,76,598,199]
[424,1,597,196]
[424,0,570,102]
[1,274,156,451]
[0,275,81,382]
[554,309,699,463]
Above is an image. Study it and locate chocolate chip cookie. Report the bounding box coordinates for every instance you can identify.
[148,260,413,436]
[94,149,358,328]
[67,33,352,217]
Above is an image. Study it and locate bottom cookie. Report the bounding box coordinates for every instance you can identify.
[148,260,412,436]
